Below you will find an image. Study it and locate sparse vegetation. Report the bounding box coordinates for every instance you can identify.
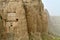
[41,33,60,40]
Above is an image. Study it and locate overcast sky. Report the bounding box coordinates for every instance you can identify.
[42,0,60,16]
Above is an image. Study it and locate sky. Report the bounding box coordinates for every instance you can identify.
[42,0,60,16]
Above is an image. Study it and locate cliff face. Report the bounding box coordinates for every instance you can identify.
[24,0,42,33]
[0,0,48,40]
[42,9,49,33]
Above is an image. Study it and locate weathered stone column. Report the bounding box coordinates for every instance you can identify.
[0,14,7,40]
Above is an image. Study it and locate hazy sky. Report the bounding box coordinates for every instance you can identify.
[42,0,60,16]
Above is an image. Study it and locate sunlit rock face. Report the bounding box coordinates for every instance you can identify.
[48,16,60,36]
[23,0,43,33]
[0,0,49,40]
[0,1,29,40]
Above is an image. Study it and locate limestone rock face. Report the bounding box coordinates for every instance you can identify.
[0,15,6,40]
[23,0,43,33]
[23,0,39,33]
[42,9,48,33]
[37,1,44,33]
[0,0,49,40]
[3,1,29,40]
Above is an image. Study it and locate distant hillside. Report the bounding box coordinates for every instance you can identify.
[48,16,60,36]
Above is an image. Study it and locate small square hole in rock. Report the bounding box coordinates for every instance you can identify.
[16,19,18,21]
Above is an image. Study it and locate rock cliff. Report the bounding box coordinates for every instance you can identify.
[0,0,49,40]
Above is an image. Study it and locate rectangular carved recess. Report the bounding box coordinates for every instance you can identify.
[5,13,17,32]
[7,13,16,22]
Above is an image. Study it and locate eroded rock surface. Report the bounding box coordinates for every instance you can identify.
[0,0,49,40]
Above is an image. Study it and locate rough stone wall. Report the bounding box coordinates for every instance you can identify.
[3,1,29,40]
[22,0,43,40]
[0,14,7,40]
[23,0,44,33]
[0,0,49,40]
[23,0,40,33]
